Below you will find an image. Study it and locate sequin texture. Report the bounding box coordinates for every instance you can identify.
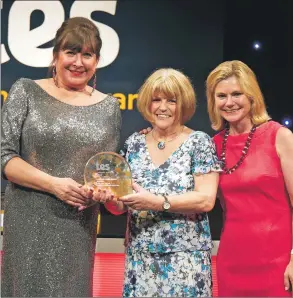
[1,78,121,297]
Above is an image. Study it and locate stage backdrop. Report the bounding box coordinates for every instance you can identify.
[1,0,224,239]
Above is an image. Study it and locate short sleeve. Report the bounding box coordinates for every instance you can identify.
[191,132,222,175]
[119,138,130,159]
[119,132,138,162]
[1,78,29,178]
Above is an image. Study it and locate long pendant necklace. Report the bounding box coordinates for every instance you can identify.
[152,126,184,150]
[221,124,257,174]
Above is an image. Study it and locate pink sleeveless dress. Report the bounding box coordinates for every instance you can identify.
[213,121,292,296]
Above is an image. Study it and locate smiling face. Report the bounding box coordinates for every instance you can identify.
[150,92,179,131]
[214,76,252,125]
[54,48,98,90]
[51,17,102,91]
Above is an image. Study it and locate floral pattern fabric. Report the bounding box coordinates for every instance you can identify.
[123,249,212,297]
[121,131,221,297]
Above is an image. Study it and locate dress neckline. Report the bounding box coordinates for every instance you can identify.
[143,130,196,169]
[221,121,272,143]
[30,78,111,108]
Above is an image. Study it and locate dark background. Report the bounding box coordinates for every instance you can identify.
[1,0,292,240]
[223,0,292,124]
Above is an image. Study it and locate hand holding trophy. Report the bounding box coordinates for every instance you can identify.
[82,152,132,209]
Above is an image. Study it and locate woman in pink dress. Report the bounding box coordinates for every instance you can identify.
[206,60,293,296]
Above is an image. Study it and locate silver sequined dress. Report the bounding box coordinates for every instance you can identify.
[1,78,121,297]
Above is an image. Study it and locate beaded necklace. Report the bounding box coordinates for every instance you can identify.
[220,124,257,174]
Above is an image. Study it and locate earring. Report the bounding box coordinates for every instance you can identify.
[91,73,96,95]
[52,65,58,87]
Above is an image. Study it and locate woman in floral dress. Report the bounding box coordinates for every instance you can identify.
[105,68,222,297]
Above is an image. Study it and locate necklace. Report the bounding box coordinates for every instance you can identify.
[53,77,92,96]
[220,124,257,174]
[152,126,184,150]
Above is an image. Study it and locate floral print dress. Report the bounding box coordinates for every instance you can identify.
[121,131,222,297]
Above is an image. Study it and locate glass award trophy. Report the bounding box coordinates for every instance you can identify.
[84,152,132,197]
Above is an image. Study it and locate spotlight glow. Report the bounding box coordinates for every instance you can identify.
[253,41,261,50]
[281,117,292,128]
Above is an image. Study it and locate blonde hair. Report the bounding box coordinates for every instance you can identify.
[206,60,270,131]
[137,68,196,124]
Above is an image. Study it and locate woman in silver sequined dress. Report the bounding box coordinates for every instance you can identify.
[1,17,121,297]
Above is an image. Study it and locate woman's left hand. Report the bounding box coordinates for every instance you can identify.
[118,182,163,211]
[284,259,293,292]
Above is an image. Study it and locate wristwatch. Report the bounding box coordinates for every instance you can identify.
[162,195,171,212]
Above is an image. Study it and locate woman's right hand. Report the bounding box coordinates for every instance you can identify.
[139,127,152,135]
[92,188,115,203]
[77,188,116,211]
[50,177,91,207]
